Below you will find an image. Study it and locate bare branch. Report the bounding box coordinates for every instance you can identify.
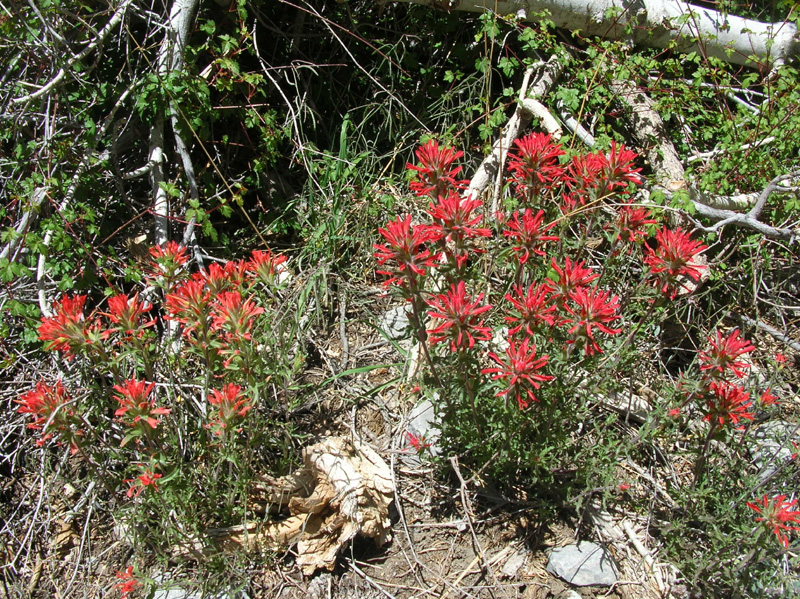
[11,0,133,106]
[467,55,564,215]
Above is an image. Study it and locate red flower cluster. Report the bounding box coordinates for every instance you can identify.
[747,494,800,548]
[124,468,163,498]
[103,293,155,341]
[507,132,565,201]
[247,250,288,286]
[16,380,81,452]
[405,431,432,453]
[407,140,466,198]
[426,281,492,352]
[211,291,265,342]
[612,205,656,245]
[550,257,599,304]
[703,381,754,428]
[426,192,490,267]
[563,287,622,356]
[115,566,138,598]
[645,227,707,298]
[502,209,559,265]
[113,379,170,432]
[504,283,558,335]
[698,329,754,379]
[374,215,440,292]
[483,339,554,409]
[205,383,253,437]
[38,294,97,358]
[147,240,189,285]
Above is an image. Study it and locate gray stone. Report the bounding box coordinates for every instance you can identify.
[751,420,800,483]
[500,550,528,578]
[406,397,441,457]
[546,541,619,587]
[151,573,247,599]
[378,305,412,340]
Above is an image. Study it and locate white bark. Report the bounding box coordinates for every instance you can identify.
[391,0,798,68]
[149,0,200,246]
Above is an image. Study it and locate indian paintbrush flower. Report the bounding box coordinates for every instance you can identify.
[502,209,560,265]
[747,494,800,548]
[698,329,754,379]
[16,380,82,452]
[426,281,492,352]
[562,286,622,356]
[113,379,170,431]
[644,227,707,299]
[483,338,554,409]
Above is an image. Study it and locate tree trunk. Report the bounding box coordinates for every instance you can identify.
[390,0,798,68]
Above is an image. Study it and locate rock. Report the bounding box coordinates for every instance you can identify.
[378,305,412,340]
[750,420,800,484]
[406,397,441,458]
[500,549,528,578]
[555,591,582,599]
[546,541,619,587]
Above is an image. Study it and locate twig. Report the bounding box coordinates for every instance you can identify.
[348,560,400,599]
[448,456,509,599]
[388,439,427,588]
[467,55,565,215]
[11,0,133,105]
[731,312,800,353]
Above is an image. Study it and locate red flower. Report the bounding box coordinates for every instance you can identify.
[246,250,288,286]
[703,381,754,428]
[613,205,657,244]
[563,287,622,356]
[482,338,554,409]
[38,294,96,357]
[147,241,188,285]
[550,257,599,303]
[507,132,566,200]
[504,282,558,336]
[644,227,707,298]
[210,291,265,342]
[113,379,170,431]
[165,279,211,338]
[407,140,466,198]
[566,152,604,204]
[195,260,247,295]
[16,380,81,452]
[759,388,778,407]
[405,431,432,453]
[374,215,440,291]
[205,384,253,436]
[124,468,163,498]
[502,209,559,265]
[426,281,492,352]
[149,240,188,265]
[599,142,643,192]
[102,293,155,340]
[747,494,800,548]
[699,329,754,379]
[426,191,491,266]
[115,566,138,598]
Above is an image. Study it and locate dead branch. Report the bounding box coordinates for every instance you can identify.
[149,0,200,246]
[11,0,133,106]
[467,54,564,215]
[388,0,799,69]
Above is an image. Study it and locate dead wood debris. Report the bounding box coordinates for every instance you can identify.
[175,436,394,575]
